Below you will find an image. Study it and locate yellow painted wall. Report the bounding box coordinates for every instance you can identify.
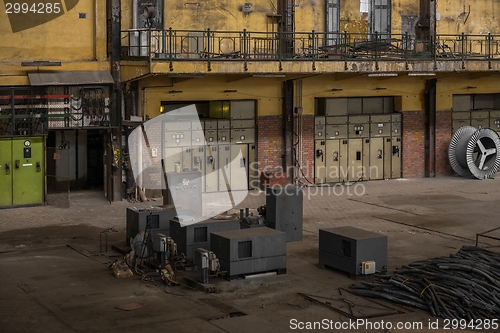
[391,0,419,35]
[163,0,276,31]
[140,73,500,118]
[121,0,131,32]
[436,0,500,35]
[300,73,425,115]
[294,1,325,32]
[340,0,367,34]
[0,1,108,86]
[120,0,500,36]
[437,74,500,110]
[0,1,106,62]
[141,75,282,118]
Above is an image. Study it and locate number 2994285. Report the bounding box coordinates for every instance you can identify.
[5,2,62,14]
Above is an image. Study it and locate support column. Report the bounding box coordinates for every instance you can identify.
[108,0,122,201]
[282,80,294,183]
[425,78,437,177]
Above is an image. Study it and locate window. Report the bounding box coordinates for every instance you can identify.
[360,0,370,13]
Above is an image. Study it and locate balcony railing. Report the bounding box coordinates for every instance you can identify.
[121,29,500,64]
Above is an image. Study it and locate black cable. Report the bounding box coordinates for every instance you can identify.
[164,285,189,296]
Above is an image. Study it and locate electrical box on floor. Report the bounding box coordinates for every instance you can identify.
[361,261,376,275]
[319,226,387,276]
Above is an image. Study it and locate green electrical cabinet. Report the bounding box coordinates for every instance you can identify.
[0,137,45,208]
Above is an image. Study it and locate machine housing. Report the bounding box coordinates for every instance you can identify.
[319,226,387,276]
[210,227,286,279]
[169,217,240,259]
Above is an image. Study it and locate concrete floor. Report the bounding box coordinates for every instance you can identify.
[1,176,500,332]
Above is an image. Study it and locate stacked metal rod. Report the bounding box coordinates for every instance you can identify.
[351,246,500,319]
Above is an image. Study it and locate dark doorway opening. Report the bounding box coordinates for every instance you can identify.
[87,130,104,189]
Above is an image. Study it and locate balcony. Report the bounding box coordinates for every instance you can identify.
[120,29,500,81]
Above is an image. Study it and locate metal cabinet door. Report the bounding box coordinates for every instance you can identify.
[383,137,392,179]
[325,140,339,183]
[348,138,363,181]
[230,144,248,191]
[315,140,326,183]
[163,147,183,173]
[248,144,258,189]
[369,137,384,180]
[0,139,12,207]
[218,145,231,191]
[339,139,349,182]
[391,137,402,178]
[205,145,219,193]
[192,146,205,191]
[182,147,192,171]
[471,118,489,130]
[12,137,44,206]
[363,139,370,180]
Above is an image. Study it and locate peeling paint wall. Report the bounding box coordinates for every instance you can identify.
[294,0,324,32]
[163,0,276,31]
[436,0,500,35]
[340,0,368,34]
[391,0,419,35]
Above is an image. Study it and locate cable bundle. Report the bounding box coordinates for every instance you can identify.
[352,246,500,320]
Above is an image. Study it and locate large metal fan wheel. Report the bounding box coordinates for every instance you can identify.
[466,128,500,179]
[449,126,500,179]
[448,126,477,178]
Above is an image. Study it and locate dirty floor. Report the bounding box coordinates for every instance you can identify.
[1,176,500,332]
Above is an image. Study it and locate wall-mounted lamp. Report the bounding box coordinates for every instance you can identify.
[168,90,183,93]
[368,73,398,77]
[408,72,436,76]
[224,89,238,93]
[168,74,204,78]
[251,74,286,78]
[21,61,61,67]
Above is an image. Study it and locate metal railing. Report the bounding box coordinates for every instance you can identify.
[121,29,500,64]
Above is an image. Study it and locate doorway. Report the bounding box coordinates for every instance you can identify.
[87,130,104,189]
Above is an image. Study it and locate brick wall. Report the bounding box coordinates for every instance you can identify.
[402,110,453,178]
[435,110,453,176]
[299,115,314,183]
[257,116,284,186]
[402,111,426,178]
[256,115,315,186]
